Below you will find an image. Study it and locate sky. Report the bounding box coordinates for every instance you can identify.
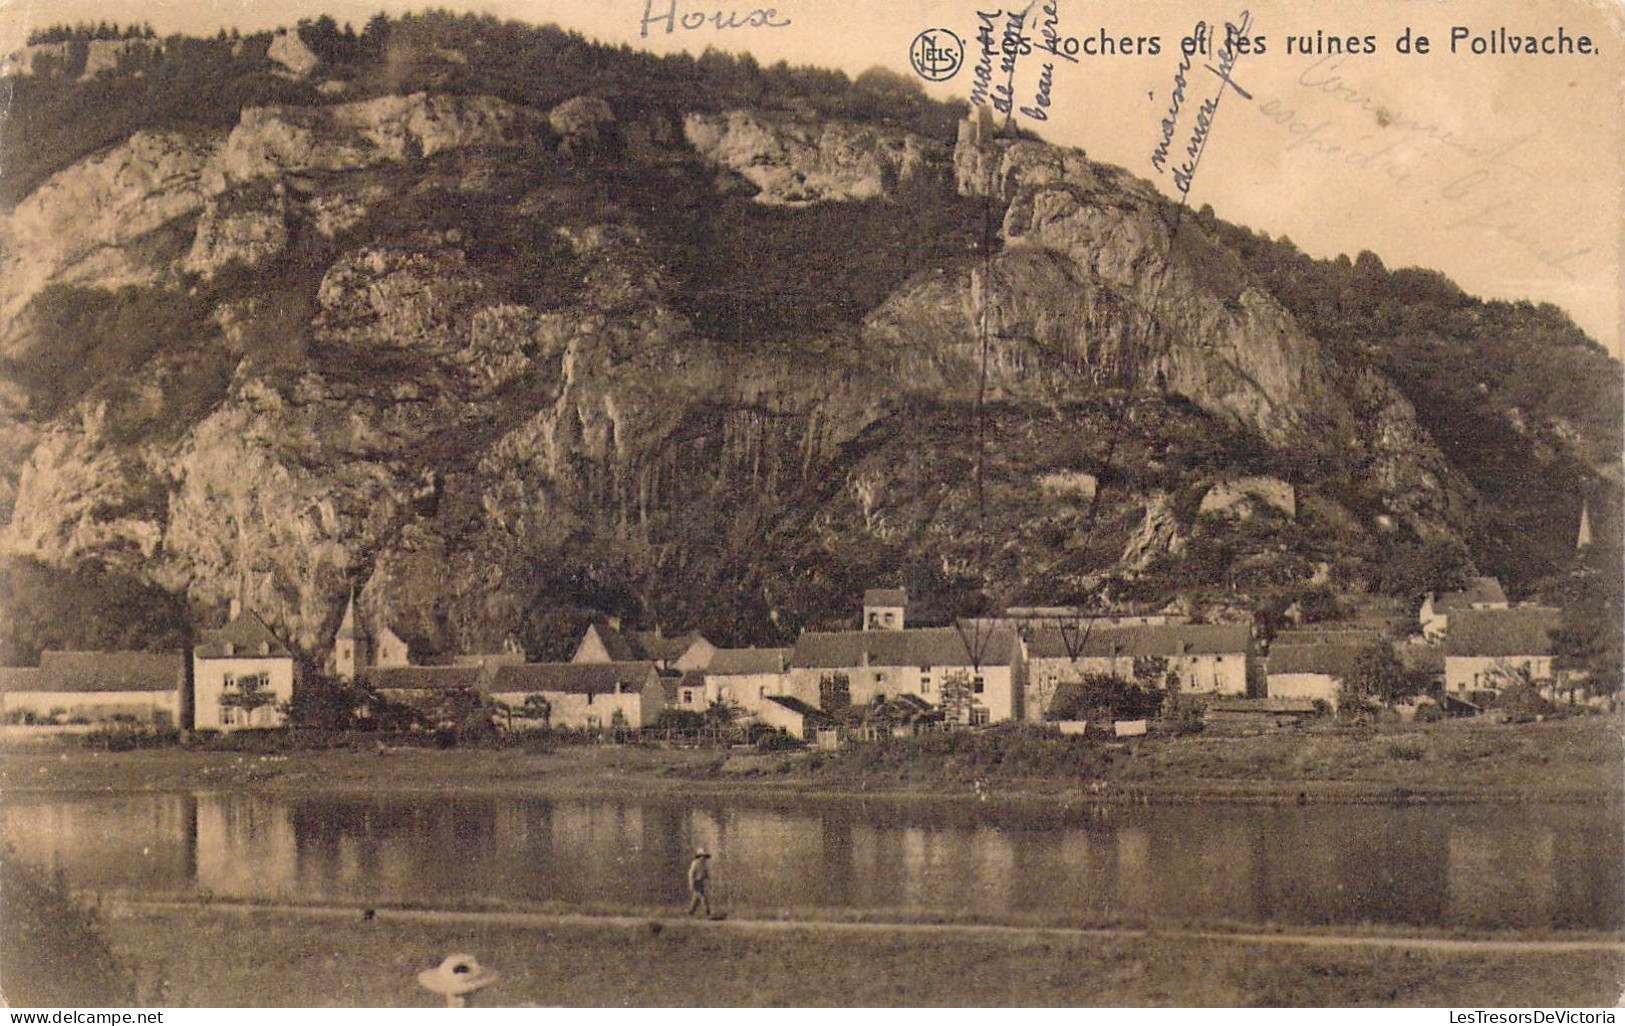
[2,0,1622,355]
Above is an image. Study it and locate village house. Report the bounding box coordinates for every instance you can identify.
[787,624,1024,725]
[863,588,909,630]
[1419,577,1509,640]
[1444,606,1562,697]
[489,661,665,729]
[703,647,793,716]
[571,621,715,674]
[1264,632,1387,711]
[758,695,839,739]
[193,609,296,731]
[359,665,485,716]
[0,651,187,727]
[1024,623,1252,721]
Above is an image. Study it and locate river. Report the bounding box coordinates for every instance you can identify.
[3,792,1618,930]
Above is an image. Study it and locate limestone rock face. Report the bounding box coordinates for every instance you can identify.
[1,130,220,346]
[548,96,615,157]
[0,95,1493,651]
[267,30,320,77]
[216,93,543,183]
[683,111,939,205]
[955,126,1351,448]
[184,200,290,277]
[1,93,544,350]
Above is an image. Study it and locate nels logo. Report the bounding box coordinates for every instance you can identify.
[910,28,964,82]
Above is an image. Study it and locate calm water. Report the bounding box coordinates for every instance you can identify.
[3,792,1620,931]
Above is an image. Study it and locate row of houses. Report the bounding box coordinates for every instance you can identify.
[0,579,1576,736]
[0,607,295,732]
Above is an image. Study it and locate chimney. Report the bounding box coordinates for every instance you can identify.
[228,597,242,621]
[607,615,622,631]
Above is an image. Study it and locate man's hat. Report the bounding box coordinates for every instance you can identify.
[417,953,500,996]
[694,848,710,858]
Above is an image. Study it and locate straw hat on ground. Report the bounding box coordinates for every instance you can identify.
[417,953,500,997]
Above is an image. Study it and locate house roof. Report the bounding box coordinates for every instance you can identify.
[790,626,1019,669]
[1266,640,1375,678]
[707,647,790,676]
[1434,577,1509,612]
[359,665,484,692]
[579,623,709,664]
[1445,607,1561,658]
[195,611,292,660]
[6,651,188,694]
[1027,623,1250,660]
[764,694,838,724]
[633,631,709,663]
[864,588,908,607]
[491,661,657,695]
[581,623,639,661]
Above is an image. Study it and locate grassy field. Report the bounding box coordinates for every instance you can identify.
[92,905,1625,1007]
[4,715,1619,804]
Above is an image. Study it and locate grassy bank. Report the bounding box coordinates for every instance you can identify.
[96,905,1624,1006]
[3,715,1620,804]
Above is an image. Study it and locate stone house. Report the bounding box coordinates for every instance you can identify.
[1024,623,1251,720]
[787,625,1024,725]
[359,665,485,718]
[0,651,187,727]
[193,611,296,731]
[1420,577,1509,640]
[1443,607,1561,696]
[703,647,793,716]
[1264,635,1384,711]
[863,588,908,630]
[758,695,838,739]
[572,622,715,674]
[489,661,665,729]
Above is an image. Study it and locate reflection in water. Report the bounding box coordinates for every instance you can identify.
[2,793,1618,931]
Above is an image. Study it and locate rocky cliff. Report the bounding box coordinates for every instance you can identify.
[0,82,1547,655]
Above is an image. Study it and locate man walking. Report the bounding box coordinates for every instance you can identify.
[687,848,712,917]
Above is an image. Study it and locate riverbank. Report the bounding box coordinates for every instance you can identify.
[97,902,1625,1006]
[4,716,1619,805]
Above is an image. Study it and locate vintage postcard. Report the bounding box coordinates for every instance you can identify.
[0,0,1620,1009]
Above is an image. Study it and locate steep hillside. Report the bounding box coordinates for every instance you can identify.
[0,14,1616,663]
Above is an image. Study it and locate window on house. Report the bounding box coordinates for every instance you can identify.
[221,706,238,726]
[970,708,990,726]
[884,612,896,626]
[682,690,694,705]
[921,677,932,693]
[875,671,888,684]
[973,676,985,694]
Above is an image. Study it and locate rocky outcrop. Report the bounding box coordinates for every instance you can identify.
[683,111,939,205]
[548,96,615,158]
[954,123,1353,448]
[266,30,320,77]
[0,93,547,347]
[184,197,290,276]
[0,93,1493,652]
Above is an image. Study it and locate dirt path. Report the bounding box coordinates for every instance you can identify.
[104,898,1625,954]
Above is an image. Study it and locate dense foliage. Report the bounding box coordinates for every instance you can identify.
[0,557,192,664]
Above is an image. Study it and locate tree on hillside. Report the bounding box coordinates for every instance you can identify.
[1338,645,1412,709]
[818,672,851,713]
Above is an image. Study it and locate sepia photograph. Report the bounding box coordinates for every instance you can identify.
[0,0,1620,1009]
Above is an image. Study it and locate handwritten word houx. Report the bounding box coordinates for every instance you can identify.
[640,0,790,37]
